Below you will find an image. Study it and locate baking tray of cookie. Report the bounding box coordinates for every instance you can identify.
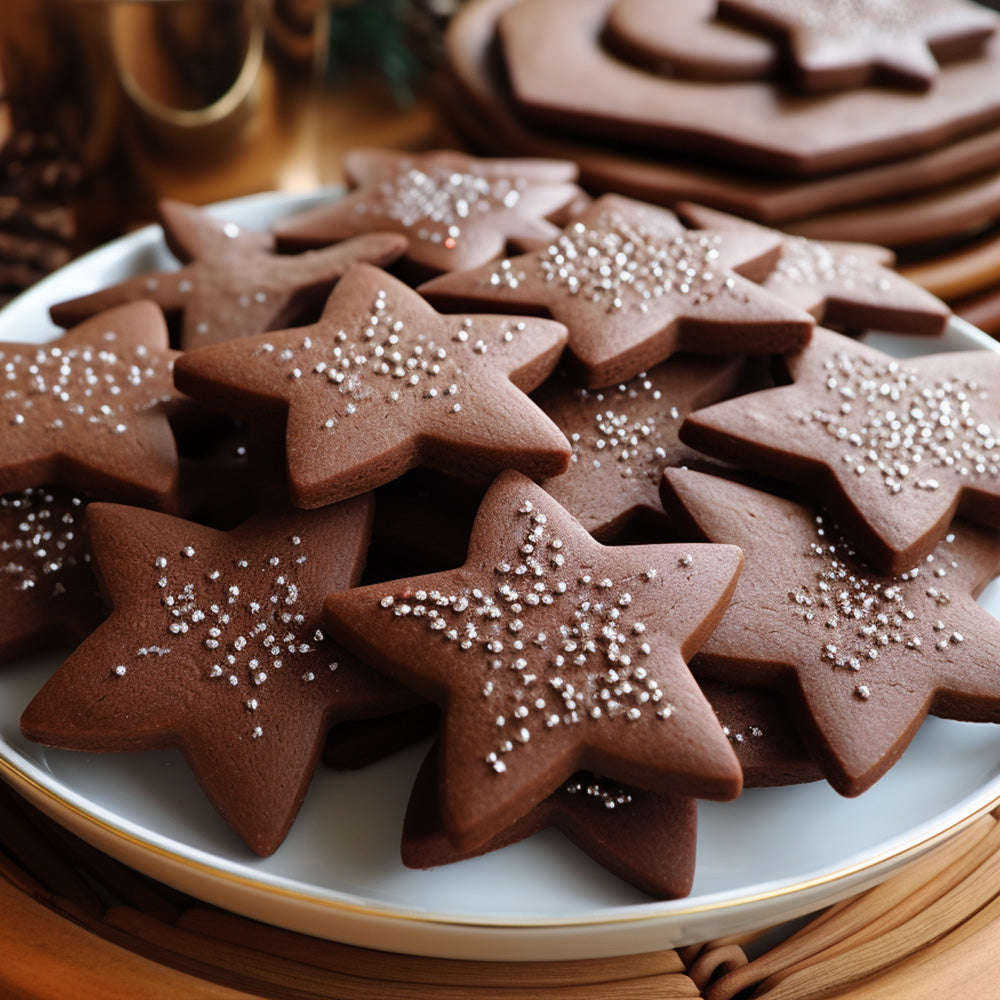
[1,188,1000,963]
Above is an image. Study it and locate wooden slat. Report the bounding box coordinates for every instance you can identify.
[105,905,699,1000]
[178,905,687,987]
[0,875,259,1000]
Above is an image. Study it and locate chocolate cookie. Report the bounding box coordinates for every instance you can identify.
[0,301,184,510]
[402,748,698,899]
[325,470,743,851]
[705,680,821,788]
[20,498,416,856]
[677,203,951,335]
[787,168,1000,248]
[323,704,439,770]
[445,0,1000,227]
[0,487,104,663]
[497,0,1000,176]
[271,149,584,277]
[420,194,814,388]
[602,0,776,82]
[717,0,997,93]
[49,199,407,350]
[174,264,571,508]
[534,355,747,540]
[660,467,1000,795]
[682,327,1000,572]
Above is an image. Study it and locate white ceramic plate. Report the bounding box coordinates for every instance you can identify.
[2,190,1000,962]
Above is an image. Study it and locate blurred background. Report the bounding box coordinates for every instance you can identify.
[0,0,463,307]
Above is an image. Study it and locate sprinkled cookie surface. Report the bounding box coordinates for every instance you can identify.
[681,327,1000,572]
[272,149,584,276]
[0,301,183,509]
[677,203,950,335]
[325,470,742,850]
[49,200,406,350]
[661,468,1000,795]
[402,746,698,899]
[534,355,745,540]
[704,681,821,788]
[0,487,104,662]
[20,498,415,856]
[174,264,571,508]
[717,0,998,92]
[420,194,814,387]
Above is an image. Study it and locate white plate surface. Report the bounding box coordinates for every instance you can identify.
[1,190,1000,961]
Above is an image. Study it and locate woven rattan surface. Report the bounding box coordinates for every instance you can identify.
[3,778,1000,999]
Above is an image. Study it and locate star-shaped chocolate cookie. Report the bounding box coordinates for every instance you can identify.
[49,199,407,350]
[20,498,416,856]
[677,203,950,335]
[173,264,572,508]
[660,468,1000,795]
[681,328,1000,572]
[271,149,584,277]
[704,680,821,788]
[534,355,746,540]
[0,301,183,510]
[0,487,104,663]
[324,470,743,851]
[419,194,814,388]
[402,749,698,899]
[717,0,998,92]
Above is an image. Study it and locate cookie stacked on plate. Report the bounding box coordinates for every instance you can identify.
[10,150,1000,900]
[436,0,1000,333]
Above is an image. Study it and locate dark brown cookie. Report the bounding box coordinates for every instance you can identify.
[402,748,698,899]
[174,264,571,508]
[682,327,1000,572]
[660,467,1000,796]
[0,301,184,510]
[420,194,814,388]
[704,681,821,788]
[0,487,104,663]
[677,203,950,335]
[325,470,743,851]
[271,149,584,277]
[717,0,997,93]
[497,0,1000,176]
[786,168,1000,249]
[444,0,1000,227]
[602,0,776,81]
[49,199,407,350]
[20,498,417,856]
[322,704,439,770]
[534,355,746,541]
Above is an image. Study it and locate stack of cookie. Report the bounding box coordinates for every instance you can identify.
[10,149,1000,901]
[437,0,1000,333]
